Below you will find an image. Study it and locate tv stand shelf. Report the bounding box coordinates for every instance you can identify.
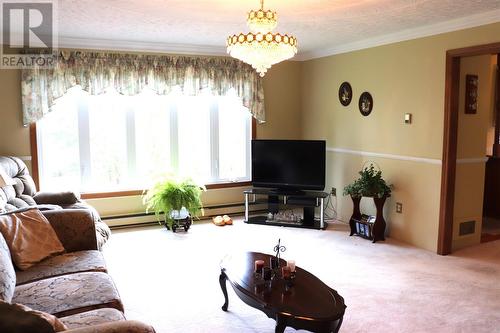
[244,188,329,230]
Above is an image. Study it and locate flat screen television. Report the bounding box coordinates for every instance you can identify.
[251,140,326,191]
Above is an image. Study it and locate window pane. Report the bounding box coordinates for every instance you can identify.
[135,90,172,187]
[38,88,81,191]
[177,96,211,183]
[87,90,129,192]
[218,97,251,181]
[38,90,251,193]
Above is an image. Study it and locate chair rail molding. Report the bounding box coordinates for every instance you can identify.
[456,157,489,164]
[326,147,442,165]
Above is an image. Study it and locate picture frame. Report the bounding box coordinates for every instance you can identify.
[359,92,373,116]
[339,82,353,106]
[465,74,478,114]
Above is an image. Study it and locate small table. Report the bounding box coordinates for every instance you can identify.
[219,252,346,333]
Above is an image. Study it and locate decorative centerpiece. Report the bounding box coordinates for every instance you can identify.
[253,239,297,288]
[271,238,286,271]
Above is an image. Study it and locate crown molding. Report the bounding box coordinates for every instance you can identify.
[295,9,500,61]
[58,36,227,56]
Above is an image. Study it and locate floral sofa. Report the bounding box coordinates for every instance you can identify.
[0,208,155,333]
[0,156,110,249]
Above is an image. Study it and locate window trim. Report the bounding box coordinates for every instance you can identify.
[30,119,257,198]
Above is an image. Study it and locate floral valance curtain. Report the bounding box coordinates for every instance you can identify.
[21,51,265,125]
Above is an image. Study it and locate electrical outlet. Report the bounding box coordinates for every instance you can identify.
[396,202,403,213]
[331,187,337,196]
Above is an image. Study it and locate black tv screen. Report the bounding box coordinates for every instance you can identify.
[251,140,326,191]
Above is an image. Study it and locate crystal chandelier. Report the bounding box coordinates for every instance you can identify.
[226,0,298,77]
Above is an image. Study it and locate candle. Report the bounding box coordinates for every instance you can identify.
[287,260,296,272]
[254,260,265,273]
[282,266,291,279]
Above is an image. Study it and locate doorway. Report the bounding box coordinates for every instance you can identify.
[438,43,500,255]
[482,57,500,242]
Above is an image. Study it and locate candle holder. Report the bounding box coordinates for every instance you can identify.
[254,259,265,279]
[270,257,280,270]
[263,267,272,281]
[273,239,286,267]
[284,277,294,290]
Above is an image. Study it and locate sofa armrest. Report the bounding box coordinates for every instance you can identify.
[42,209,98,252]
[66,320,156,333]
[33,191,80,205]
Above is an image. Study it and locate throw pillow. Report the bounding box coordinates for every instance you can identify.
[0,300,67,332]
[0,208,65,270]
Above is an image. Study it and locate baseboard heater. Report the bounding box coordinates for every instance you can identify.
[103,201,266,229]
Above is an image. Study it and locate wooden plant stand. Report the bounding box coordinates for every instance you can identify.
[349,195,387,243]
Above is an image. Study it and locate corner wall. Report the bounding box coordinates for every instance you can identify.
[300,22,500,252]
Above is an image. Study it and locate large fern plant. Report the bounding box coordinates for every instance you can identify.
[143,177,205,227]
[343,163,392,198]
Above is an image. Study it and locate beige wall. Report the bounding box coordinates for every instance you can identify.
[2,21,500,249]
[300,22,500,252]
[0,60,302,221]
[452,55,497,251]
[0,70,32,168]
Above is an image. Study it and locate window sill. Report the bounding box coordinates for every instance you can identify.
[81,181,252,199]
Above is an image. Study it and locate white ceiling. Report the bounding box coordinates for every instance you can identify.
[58,0,500,60]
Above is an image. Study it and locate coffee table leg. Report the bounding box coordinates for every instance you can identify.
[275,315,286,333]
[219,271,229,311]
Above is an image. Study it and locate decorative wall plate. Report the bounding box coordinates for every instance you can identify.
[339,82,352,106]
[359,92,373,116]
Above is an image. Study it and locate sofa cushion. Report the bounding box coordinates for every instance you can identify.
[16,250,107,285]
[0,208,65,270]
[0,233,16,302]
[60,308,125,329]
[13,272,124,317]
[0,300,68,332]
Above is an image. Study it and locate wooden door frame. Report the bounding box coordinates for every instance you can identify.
[438,42,500,255]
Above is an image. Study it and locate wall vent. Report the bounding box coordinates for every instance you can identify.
[459,220,476,236]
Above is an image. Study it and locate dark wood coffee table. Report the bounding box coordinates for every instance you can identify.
[219,252,346,333]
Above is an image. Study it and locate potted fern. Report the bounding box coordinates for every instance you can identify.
[143,177,205,232]
[343,163,392,242]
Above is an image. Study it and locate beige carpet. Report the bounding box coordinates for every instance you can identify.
[103,218,500,333]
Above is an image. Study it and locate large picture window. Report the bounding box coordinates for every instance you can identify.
[36,86,252,193]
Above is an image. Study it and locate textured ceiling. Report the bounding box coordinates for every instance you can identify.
[58,0,500,57]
